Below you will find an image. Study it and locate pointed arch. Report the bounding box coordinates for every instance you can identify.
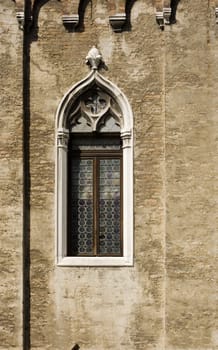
[56,71,133,135]
[55,71,133,266]
[107,0,126,15]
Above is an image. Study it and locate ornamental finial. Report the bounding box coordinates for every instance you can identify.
[85,46,103,70]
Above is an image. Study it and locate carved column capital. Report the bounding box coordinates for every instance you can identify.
[57,130,69,149]
[121,131,132,149]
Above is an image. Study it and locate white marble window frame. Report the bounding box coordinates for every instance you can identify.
[55,71,134,266]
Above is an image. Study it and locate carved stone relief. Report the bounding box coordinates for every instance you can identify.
[68,87,122,133]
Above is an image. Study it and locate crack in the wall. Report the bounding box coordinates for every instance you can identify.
[31,57,63,99]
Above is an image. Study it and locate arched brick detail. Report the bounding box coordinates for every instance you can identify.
[62,0,80,16]
[14,0,24,12]
[107,0,126,15]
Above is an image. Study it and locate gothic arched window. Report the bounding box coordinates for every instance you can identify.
[56,70,133,266]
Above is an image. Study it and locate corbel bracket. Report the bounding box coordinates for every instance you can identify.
[215,8,218,24]
[16,11,24,30]
[156,8,171,30]
[13,0,33,31]
[109,13,126,32]
[62,15,79,31]
[156,11,164,30]
[163,7,171,24]
[13,0,25,30]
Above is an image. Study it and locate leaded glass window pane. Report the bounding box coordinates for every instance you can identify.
[68,159,94,255]
[98,159,121,255]
[68,134,122,257]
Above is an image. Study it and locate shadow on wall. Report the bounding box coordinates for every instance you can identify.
[72,345,80,350]
[22,0,31,349]
[77,0,92,32]
[31,0,60,40]
[169,0,181,24]
[123,0,137,31]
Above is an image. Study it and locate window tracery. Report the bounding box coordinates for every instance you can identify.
[68,87,122,133]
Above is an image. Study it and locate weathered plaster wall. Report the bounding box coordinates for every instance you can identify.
[0,0,217,349]
[165,1,218,349]
[29,1,165,349]
[0,1,23,349]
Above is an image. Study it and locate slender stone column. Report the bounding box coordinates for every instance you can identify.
[57,129,69,263]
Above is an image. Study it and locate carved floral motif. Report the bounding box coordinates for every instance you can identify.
[85,46,103,70]
[68,87,122,133]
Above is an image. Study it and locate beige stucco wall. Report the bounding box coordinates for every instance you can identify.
[165,2,218,349]
[0,0,217,349]
[0,1,23,349]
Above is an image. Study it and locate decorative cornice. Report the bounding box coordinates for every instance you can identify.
[109,13,126,32]
[12,0,184,33]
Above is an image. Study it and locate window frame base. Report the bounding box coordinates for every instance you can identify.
[57,255,133,267]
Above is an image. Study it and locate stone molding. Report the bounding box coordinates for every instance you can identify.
[11,0,218,33]
[55,61,134,266]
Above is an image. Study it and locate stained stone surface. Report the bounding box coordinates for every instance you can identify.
[0,0,217,349]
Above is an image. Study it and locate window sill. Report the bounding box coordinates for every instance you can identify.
[57,256,133,267]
